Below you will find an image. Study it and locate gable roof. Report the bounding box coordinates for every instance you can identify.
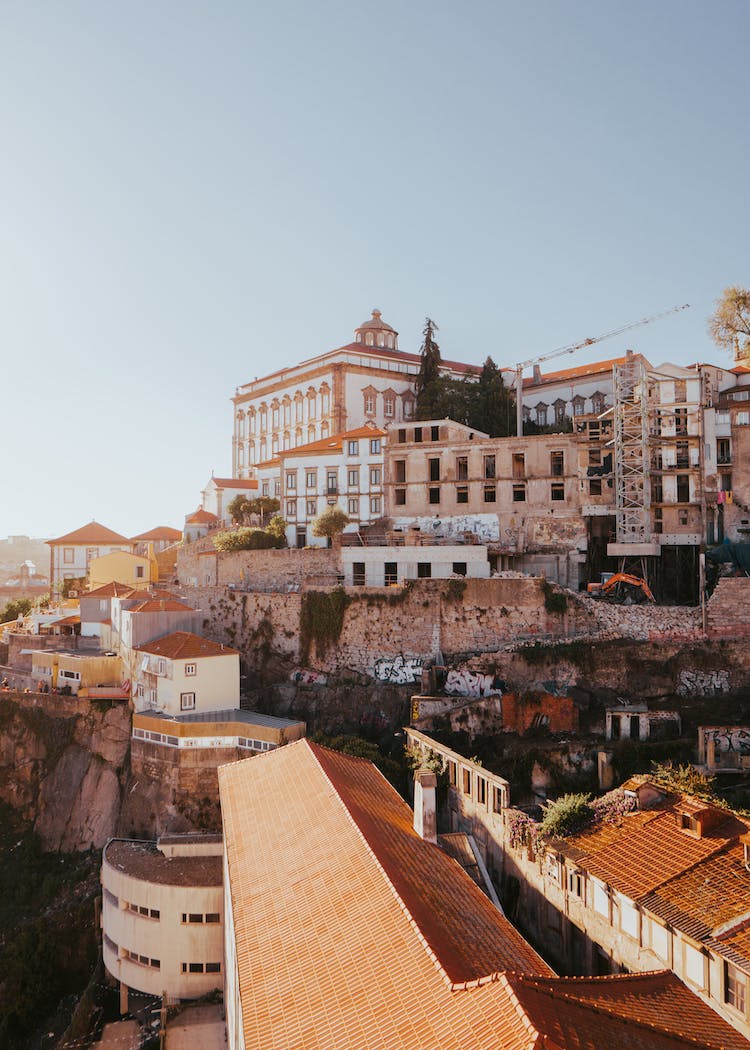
[126,599,195,614]
[278,424,386,460]
[130,526,183,542]
[135,631,236,659]
[82,581,140,599]
[502,970,749,1050]
[523,355,633,388]
[219,742,745,1050]
[47,521,132,546]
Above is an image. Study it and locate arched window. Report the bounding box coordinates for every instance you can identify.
[236,412,245,438]
[248,410,256,434]
[272,402,280,429]
[260,407,268,431]
[307,390,317,420]
[283,398,291,426]
[237,445,245,466]
[249,442,256,464]
[321,421,329,438]
[272,435,279,455]
[308,424,316,442]
[295,426,303,445]
[321,388,330,415]
[260,438,267,461]
[365,332,373,346]
[283,431,290,450]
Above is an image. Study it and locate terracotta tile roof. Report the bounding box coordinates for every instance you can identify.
[82,582,139,599]
[126,599,195,614]
[207,477,259,490]
[254,456,282,469]
[558,795,747,902]
[711,921,750,971]
[47,521,132,546]
[219,739,551,1050]
[130,526,183,542]
[135,632,237,659]
[185,508,218,524]
[503,970,750,1050]
[275,424,387,460]
[523,354,631,388]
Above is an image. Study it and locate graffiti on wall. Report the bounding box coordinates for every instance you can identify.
[444,669,502,698]
[373,655,423,684]
[677,669,730,697]
[290,668,328,685]
[390,514,499,543]
[701,726,750,754]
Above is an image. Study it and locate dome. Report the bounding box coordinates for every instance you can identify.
[354,309,399,350]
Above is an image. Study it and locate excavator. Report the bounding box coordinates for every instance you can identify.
[586,572,655,604]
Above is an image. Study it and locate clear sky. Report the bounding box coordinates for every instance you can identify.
[1,1,748,540]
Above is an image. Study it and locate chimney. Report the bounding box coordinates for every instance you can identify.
[533,365,542,383]
[413,769,437,844]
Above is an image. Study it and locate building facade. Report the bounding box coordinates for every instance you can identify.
[47,522,134,595]
[133,632,239,715]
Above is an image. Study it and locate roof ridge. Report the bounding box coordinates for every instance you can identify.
[496,973,540,1049]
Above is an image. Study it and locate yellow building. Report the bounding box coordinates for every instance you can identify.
[88,550,152,591]
[31,649,123,694]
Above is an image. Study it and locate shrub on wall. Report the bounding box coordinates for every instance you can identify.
[213,526,286,552]
[542,578,568,614]
[300,588,348,661]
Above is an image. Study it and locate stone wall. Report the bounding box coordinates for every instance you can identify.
[177,543,339,591]
[706,577,750,637]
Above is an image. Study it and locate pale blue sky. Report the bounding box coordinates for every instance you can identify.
[1,1,747,539]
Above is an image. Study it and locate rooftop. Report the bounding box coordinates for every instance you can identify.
[48,521,132,546]
[135,631,238,660]
[103,838,222,887]
[137,707,304,730]
[206,477,259,490]
[82,581,139,599]
[185,508,219,524]
[130,526,183,542]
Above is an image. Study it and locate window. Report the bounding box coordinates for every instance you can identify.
[675,408,688,435]
[512,484,526,502]
[512,453,525,479]
[180,692,195,710]
[384,396,395,418]
[403,399,414,419]
[720,472,732,492]
[364,394,375,414]
[483,484,496,503]
[369,466,381,486]
[477,777,487,805]
[456,486,468,504]
[348,468,360,488]
[493,786,504,813]
[676,475,690,503]
[717,438,731,464]
[395,489,406,506]
[286,500,296,517]
[484,454,496,479]
[417,563,432,578]
[348,498,359,515]
[589,479,602,496]
[572,396,585,417]
[554,399,566,423]
[414,427,423,442]
[63,547,74,564]
[536,403,548,426]
[452,562,467,576]
[326,471,338,494]
[347,440,359,455]
[568,870,584,899]
[352,562,365,586]
[725,962,747,1013]
[261,481,269,498]
[429,488,440,505]
[397,429,406,443]
[684,944,706,989]
[286,473,297,490]
[370,496,381,514]
[551,483,565,501]
[185,663,196,676]
[428,458,440,482]
[456,456,468,480]
[737,411,750,425]
[394,460,406,483]
[370,438,381,454]
[592,882,611,920]
[462,768,471,794]
[431,425,440,440]
[550,451,564,476]
[384,562,398,585]
[591,392,605,415]
[157,658,167,676]
[306,500,317,517]
[206,962,221,973]
[135,565,145,579]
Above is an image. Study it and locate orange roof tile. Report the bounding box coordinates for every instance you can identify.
[47,521,132,546]
[558,795,746,902]
[135,631,236,659]
[82,581,139,599]
[207,477,259,489]
[130,526,183,542]
[219,739,552,1050]
[523,354,632,388]
[275,425,387,460]
[185,508,218,524]
[503,970,750,1050]
[126,599,195,614]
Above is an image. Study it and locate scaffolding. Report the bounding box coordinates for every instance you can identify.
[613,355,651,544]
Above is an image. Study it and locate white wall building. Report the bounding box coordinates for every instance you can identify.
[133,631,240,715]
[47,521,134,595]
[341,544,490,586]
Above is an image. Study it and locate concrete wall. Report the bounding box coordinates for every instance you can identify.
[177,544,339,591]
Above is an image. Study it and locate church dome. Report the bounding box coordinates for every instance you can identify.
[354,309,398,350]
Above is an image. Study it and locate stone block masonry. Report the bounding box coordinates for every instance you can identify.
[706,577,750,637]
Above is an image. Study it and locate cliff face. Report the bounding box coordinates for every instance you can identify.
[0,693,131,851]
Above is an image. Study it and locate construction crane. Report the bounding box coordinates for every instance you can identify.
[513,304,690,437]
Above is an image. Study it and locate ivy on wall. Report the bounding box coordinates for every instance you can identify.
[300,588,349,662]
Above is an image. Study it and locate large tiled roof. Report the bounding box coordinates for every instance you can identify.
[135,632,237,659]
[278,424,387,460]
[523,354,631,388]
[502,970,750,1050]
[219,739,551,1050]
[130,526,183,542]
[557,795,746,902]
[185,508,218,524]
[126,598,194,614]
[48,521,132,546]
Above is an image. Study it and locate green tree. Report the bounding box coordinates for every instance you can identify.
[266,513,287,542]
[227,494,251,525]
[708,286,750,363]
[0,598,32,623]
[312,506,350,544]
[248,496,280,527]
[474,356,515,437]
[415,318,444,419]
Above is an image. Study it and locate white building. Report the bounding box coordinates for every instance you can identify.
[47,521,134,595]
[101,834,223,1008]
[231,309,478,477]
[133,631,240,715]
[340,544,490,586]
[256,424,386,547]
[201,477,259,526]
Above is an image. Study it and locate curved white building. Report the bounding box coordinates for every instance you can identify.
[101,834,223,1005]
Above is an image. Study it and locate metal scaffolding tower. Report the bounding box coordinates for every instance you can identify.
[612,355,652,545]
